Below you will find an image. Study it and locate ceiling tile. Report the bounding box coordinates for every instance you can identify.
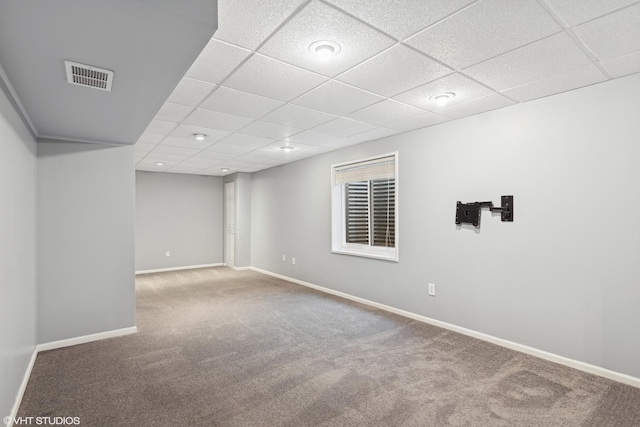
[179,160,220,168]
[239,120,303,140]
[137,132,164,144]
[134,142,156,153]
[218,133,275,148]
[170,124,231,143]
[247,149,287,160]
[291,81,384,116]
[153,102,193,123]
[285,130,343,145]
[166,166,207,174]
[185,39,251,85]
[600,50,640,78]
[161,136,215,150]
[233,155,276,164]
[213,0,306,49]
[501,64,607,102]
[388,113,451,131]
[167,78,216,107]
[337,44,452,97]
[258,0,394,77]
[261,104,336,129]
[137,160,175,171]
[151,145,201,156]
[262,141,315,153]
[143,152,189,162]
[200,86,284,119]
[342,127,403,144]
[437,93,515,119]
[407,0,561,70]
[183,109,254,132]
[312,117,378,137]
[573,3,640,61]
[145,119,178,135]
[542,0,639,27]
[206,143,256,155]
[198,167,228,176]
[327,0,476,39]
[192,151,237,161]
[464,33,592,91]
[393,73,494,111]
[346,100,426,126]
[224,54,327,102]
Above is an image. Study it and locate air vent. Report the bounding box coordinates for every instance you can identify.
[64,60,114,92]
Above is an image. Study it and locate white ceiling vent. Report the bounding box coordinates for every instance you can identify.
[64,60,114,92]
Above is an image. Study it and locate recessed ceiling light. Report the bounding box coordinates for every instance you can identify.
[430,92,456,107]
[309,40,341,58]
[280,146,295,152]
[155,162,164,166]
[193,133,206,141]
[221,168,230,172]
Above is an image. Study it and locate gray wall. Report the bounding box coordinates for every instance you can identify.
[135,171,223,271]
[0,77,37,419]
[251,73,640,378]
[38,142,136,343]
[224,173,252,268]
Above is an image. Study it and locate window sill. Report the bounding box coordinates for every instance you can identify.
[331,247,398,262]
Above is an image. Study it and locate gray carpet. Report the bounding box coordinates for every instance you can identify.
[18,267,640,426]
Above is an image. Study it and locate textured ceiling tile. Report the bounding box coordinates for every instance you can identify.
[437,93,515,119]
[185,39,251,85]
[192,150,237,161]
[311,117,378,137]
[161,136,215,150]
[464,33,592,91]
[218,133,275,148]
[388,113,451,131]
[183,109,254,132]
[337,44,452,97]
[137,159,176,171]
[213,0,305,49]
[224,54,327,101]
[145,119,178,135]
[200,86,284,119]
[292,81,384,116]
[239,120,303,140]
[259,1,394,77]
[152,145,201,156]
[170,124,231,143]
[134,142,156,153]
[408,0,561,70]
[501,64,607,102]
[206,143,255,155]
[137,132,165,144]
[327,0,476,39]
[600,50,640,77]
[542,0,639,27]
[393,73,494,110]
[261,104,336,129]
[248,149,288,159]
[154,102,193,123]
[166,166,207,174]
[167,78,216,107]
[285,130,343,145]
[342,127,403,144]
[573,3,640,61]
[346,100,425,126]
[144,152,189,162]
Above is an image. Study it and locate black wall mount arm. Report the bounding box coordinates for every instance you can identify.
[455,195,513,228]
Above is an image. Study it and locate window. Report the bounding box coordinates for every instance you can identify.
[331,153,398,261]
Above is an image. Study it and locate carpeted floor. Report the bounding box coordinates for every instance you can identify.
[18,267,640,426]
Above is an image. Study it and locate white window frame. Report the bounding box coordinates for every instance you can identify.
[331,152,398,262]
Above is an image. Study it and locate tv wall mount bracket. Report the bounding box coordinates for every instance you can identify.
[455,195,514,228]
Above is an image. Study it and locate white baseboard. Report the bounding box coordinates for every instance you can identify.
[37,326,138,352]
[135,263,223,275]
[8,348,38,427]
[227,265,251,271]
[251,267,640,389]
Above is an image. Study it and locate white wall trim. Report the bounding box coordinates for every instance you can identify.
[36,326,138,352]
[7,349,38,427]
[135,263,223,275]
[228,265,251,271]
[251,267,640,389]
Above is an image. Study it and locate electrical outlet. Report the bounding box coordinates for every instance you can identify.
[282,254,286,262]
[292,257,296,265]
[165,251,171,257]
[428,283,436,296]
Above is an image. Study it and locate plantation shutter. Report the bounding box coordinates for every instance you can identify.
[339,155,395,248]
